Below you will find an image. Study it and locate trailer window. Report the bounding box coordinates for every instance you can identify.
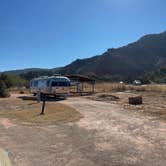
[61,82,70,86]
[51,81,58,87]
[51,81,70,87]
[34,81,38,87]
[47,80,50,87]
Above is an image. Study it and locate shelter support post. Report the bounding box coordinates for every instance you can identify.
[92,82,95,93]
[82,83,84,92]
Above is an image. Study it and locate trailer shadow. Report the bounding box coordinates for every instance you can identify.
[17,95,66,103]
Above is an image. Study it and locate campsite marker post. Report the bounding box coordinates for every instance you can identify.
[40,95,46,115]
[37,91,41,103]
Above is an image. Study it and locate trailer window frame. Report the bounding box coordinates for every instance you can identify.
[51,81,70,87]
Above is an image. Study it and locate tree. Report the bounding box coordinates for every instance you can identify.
[0,80,10,97]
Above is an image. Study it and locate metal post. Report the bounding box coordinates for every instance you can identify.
[92,82,95,93]
[82,83,84,92]
[37,91,41,103]
[40,95,46,115]
[76,83,79,93]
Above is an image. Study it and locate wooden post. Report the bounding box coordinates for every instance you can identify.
[76,83,79,93]
[40,95,46,115]
[92,82,95,93]
[82,83,84,92]
[37,91,41,103]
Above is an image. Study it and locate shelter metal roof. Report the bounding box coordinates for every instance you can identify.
[65,75,95,83]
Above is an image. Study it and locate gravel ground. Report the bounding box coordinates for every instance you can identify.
[0,94,166,166]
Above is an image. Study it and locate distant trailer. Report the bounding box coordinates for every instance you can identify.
[133,80,142,85]
[30,76,71,98]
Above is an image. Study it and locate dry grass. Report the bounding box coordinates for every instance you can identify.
[94,83,126,92]
[9,88,30,94]
[0,95,83,125]
[93,83,166,93]
[122,92,166,121]
[86,93,120,103]
[141,84,166,92]
[86,89,166,122]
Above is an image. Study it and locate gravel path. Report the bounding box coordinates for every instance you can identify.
[0,96,166,166]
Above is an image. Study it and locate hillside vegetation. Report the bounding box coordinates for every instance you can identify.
[0,74,27,97]
[2,31,166,83]
[59,31,166,81]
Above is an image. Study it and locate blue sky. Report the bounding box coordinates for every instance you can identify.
[0,0,166,71]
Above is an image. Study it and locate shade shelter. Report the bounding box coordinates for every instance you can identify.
[65,75,95,94]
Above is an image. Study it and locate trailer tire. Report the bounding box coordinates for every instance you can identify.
[63,94,68,100]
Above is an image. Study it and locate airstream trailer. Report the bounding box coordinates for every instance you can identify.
[30,76,71,98]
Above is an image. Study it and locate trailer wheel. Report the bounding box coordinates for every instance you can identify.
[36,92,41,103]
[63,94,67,100]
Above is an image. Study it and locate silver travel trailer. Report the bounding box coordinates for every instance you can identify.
[30,76,71,98]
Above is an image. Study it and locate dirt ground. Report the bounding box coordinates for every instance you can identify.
[0,92,166,166]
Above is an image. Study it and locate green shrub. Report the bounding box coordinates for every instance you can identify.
[0,80,10,98]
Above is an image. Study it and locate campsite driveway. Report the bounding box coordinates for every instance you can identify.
[0,96,166,166]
